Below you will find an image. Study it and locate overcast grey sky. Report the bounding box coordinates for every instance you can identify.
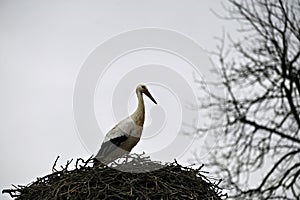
[0,0,235,199]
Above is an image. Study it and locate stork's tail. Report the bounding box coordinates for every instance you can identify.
[92,158,106,167]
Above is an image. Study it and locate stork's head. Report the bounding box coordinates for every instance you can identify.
[136,84,157,104]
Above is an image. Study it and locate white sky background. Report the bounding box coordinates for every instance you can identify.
[0,0,237,199]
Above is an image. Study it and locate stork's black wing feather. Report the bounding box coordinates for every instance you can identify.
[96,135,128,159]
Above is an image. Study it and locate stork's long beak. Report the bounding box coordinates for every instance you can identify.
[144,90,157,104]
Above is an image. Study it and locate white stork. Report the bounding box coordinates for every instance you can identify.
[93,84,157,166]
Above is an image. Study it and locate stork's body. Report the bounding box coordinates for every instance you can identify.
[94,85,157,166]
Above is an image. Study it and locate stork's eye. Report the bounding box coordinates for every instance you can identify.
[142,85,146,89]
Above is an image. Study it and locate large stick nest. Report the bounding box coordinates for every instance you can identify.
[2,154,227,199]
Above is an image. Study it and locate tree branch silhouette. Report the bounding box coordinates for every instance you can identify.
[195,0,300,199]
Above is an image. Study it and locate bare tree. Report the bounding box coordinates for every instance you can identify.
[195,0,300,199]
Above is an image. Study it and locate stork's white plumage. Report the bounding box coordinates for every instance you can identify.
[93,84,157,166]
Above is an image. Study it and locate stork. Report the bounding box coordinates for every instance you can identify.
[93,84,157,166]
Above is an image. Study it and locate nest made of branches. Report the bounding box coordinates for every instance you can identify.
[2,154,227,200]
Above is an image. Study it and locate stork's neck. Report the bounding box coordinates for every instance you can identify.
[131,91,145,127]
